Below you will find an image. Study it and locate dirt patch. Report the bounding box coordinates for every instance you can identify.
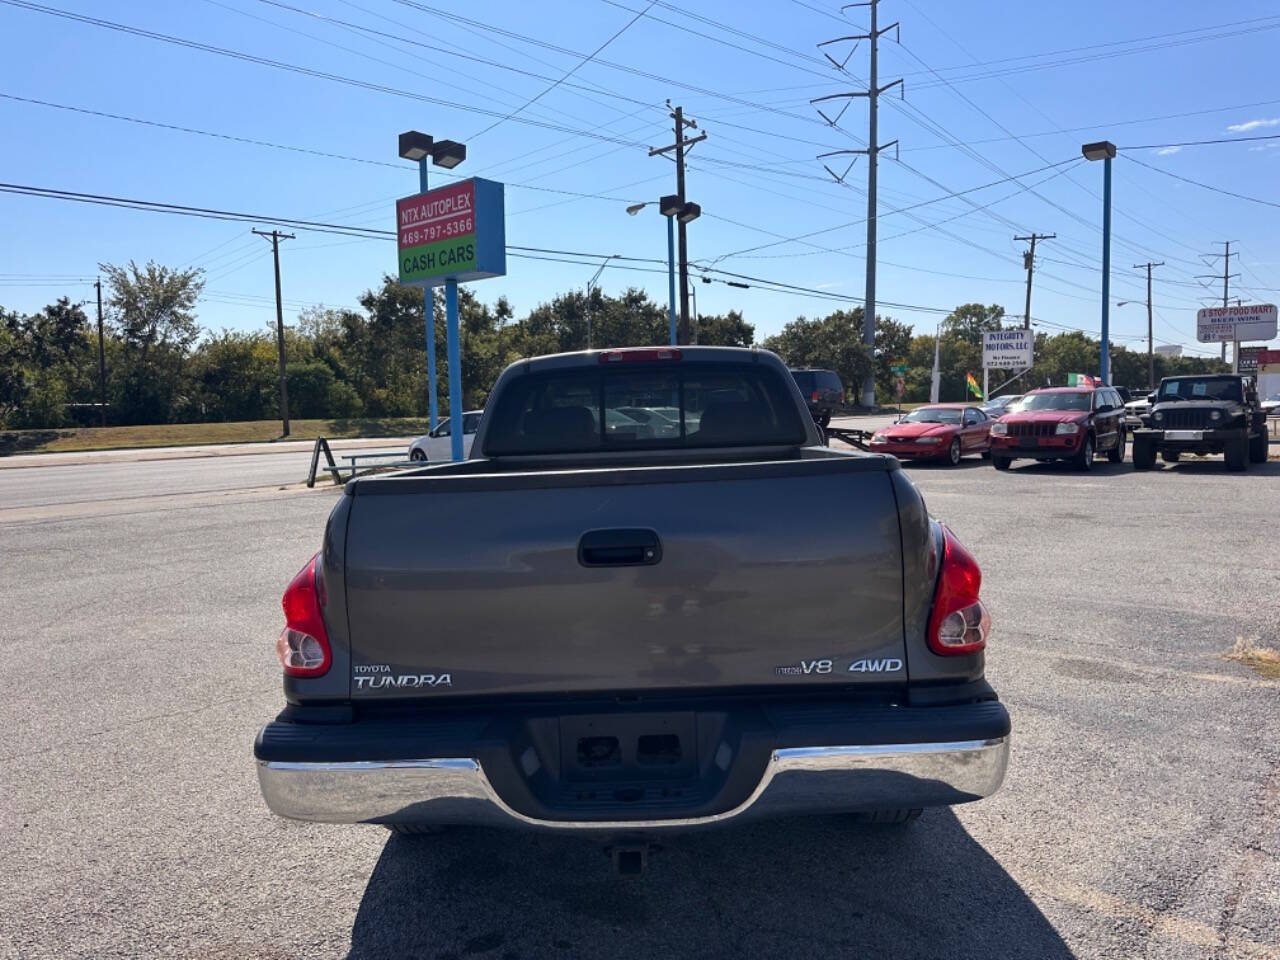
[1054,657,1145,684]
[1224,637,1280,680]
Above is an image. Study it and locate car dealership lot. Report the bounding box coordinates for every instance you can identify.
[1,453,1278,959]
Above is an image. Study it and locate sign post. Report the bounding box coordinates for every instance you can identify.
[890,362,907,414]
[397,177,506,459]
[1196,304,1278,374]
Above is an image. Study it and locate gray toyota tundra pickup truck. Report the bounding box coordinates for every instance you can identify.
[255,346,1010,840]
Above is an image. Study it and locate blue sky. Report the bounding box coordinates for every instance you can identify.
[3,0,1279,359]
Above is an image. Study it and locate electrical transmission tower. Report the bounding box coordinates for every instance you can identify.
[810,0,901,407]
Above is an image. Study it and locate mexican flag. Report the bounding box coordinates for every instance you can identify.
[965,372,984,399]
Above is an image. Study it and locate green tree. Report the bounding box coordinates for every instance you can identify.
[874,315,913,402]
[285,361,337,419]
[100,260,205,423]
[944,303,1005,348]
[761,309,873,405]
[695,310,755,347]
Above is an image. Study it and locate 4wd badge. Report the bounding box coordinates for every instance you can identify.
[848,658,904,673]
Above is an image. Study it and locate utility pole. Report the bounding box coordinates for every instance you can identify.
[253,229,296,437]
[94,277,106,427]
[649,105,706,344]
[1197,241,1239,367]
[1014,233,1054,330]
[812,1,901,407]
[1134,261,1163,390]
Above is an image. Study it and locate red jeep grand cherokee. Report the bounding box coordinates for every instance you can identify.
[989,386,1126,471]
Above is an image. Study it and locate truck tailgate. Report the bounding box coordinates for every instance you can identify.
[343,457,909,699]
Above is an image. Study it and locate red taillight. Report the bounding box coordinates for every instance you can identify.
[276,552,331,677]
[927,526,991,656]
[811,390,819,403]
[599,348,682,363]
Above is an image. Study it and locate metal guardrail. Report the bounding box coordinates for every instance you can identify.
[307,437,416,487]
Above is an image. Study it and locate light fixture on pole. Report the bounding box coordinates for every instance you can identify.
[399,129,468,456]
[631,195,684,346]
[676,202,701,224]
[1082,139,1117,385]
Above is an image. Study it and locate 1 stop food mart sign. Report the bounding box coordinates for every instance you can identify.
[396,178,506,287]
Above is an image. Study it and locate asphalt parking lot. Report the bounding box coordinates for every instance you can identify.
[2,448,1278,959]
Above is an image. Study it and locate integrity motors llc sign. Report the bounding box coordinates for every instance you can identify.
[982,328,1034,369]
[1195,304,1277,343]
[396,178,506,287]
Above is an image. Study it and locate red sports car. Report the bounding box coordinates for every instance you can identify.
[868,403,993,465]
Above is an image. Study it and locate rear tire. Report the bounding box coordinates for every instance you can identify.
[850,808,923,825]
[1074,435,1095,471]
[1108,431,1126,464]
[1249,430,1269,463]
[1133,437,1156,470]
[992,455,1012,471]
[818,413,831,428]
[946,437,962,466]
[1225,436,1248,472]
[409,449,427,462]
[1160,450,1180,463]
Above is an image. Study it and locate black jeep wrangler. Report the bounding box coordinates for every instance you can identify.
[1132,374,1269,472]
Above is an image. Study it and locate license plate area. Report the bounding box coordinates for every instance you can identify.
[559,712,697,782]
[1018,438,1041,449]
[1166,430,1203,441]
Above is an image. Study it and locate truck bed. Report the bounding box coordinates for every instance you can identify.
[335,449,920,701]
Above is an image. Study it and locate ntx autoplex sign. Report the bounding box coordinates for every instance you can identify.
[1195,303,1277,343]
[396,178,505,287]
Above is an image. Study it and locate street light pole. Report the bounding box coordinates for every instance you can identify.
[586,255,617,349]
[626,201,679,347]
[666,216,676,346]
[1082,141,1117,384]
[399,131,468,438]
[1134,261,1163,390]
[418,154,439,433]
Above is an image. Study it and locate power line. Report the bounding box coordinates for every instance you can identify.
[1123,133,1280,150]
[709,157,1078,261]
[0,91,666,207]
[1125,155,1280,211]
[0,0,655,148]
[901,15,1280,88]
[468,1,656,141]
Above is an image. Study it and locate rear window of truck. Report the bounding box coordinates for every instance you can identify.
[483,363,808,455]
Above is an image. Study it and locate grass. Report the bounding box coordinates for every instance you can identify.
[1225,637,1280,680]
[0,418,434,457]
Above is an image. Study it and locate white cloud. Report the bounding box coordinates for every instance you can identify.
[1247,142,1280,153]
[1226,117,1280,133]
[815,282,842,290]
[1155,146,1182,156]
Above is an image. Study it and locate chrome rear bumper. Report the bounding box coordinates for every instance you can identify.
[257,736,1010,831]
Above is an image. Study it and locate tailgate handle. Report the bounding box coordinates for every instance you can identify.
[578,529,662,567]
